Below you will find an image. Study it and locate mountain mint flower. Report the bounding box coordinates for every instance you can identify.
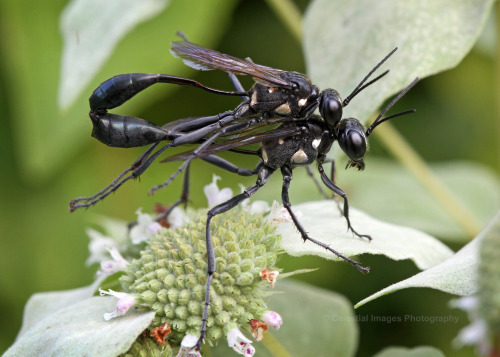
[177,334,202,357]
[130,208,163,244]
[227,327,255,356]
[85,228,120,266]
[81,179,286,356]
[98,247,129,275]
[204,175,233,207]
[262,310,282,329]
[119,205,282,351]
[99,289,138,320]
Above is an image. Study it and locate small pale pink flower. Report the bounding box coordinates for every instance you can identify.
[167,206,190,228]
[85,228,118,266]
[98,247,129,275]
[451,296,491,354]
[227,327,255,356]
[129,208,162,244]
[176,334,201,357]
[239,184,270,214]
[262,310,283,329]
[204,175,233,207]
[99,289,137,320]
[267,201,301,227]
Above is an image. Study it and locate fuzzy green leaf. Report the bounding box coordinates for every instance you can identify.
[373,346,445,357]
[337,159,500,241]
[275,201,453,270]
[355,211,500,308]
[254,159,500,242]
[5,296,155,357]
[15,277,106,338]
[59,0,170,109]
[303,0,495,122]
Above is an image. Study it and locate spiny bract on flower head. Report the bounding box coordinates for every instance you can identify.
[119,207,282,346]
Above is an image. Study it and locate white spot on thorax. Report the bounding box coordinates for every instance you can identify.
[268,87,277,93]
[262,148,268,163]
[298,98,307,107]
[251,91,258,106]
[291,149,308,164]
[278,138,284,145]
[274,102,291,115]
[312,138,321,150]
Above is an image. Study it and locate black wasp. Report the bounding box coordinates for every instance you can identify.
[70,38,397,213]
[69,36,417,351]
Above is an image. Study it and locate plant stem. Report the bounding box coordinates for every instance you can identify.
[261,332,292,357]
[496,3,500,171]
[265,0,302,42]
[266,0,484,238]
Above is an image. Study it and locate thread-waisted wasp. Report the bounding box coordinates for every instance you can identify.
[69,36,417,351]
[69,38,395,213]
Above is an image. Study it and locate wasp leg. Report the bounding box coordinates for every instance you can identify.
[281,165,370,273]
[317,164,371,241]
[201,155,263,177]
[195,166,274,350]
[149,117,260,195]
[69,142,174,211]
[305,165,330,199]
[152,157,262,226]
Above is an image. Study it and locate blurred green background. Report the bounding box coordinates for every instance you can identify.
[0,0,499,356]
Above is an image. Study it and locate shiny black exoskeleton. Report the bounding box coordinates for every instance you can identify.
[72,38,398,213]
[86,41,394,150]
[71,34,419,352]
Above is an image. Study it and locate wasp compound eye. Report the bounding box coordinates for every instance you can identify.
[337,119,367,162]
[319,89,342,127]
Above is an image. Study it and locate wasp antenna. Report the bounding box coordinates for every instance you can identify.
[366,109,416,137]
[344,70,389,107]
[365,77,419,137]
[176,31,190,42]
[343,47,398,107]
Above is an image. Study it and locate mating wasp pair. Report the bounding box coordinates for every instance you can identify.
[70,34,417,350]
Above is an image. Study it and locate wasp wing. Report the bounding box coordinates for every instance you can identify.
[160,125,301,163]
[170,41,290,88]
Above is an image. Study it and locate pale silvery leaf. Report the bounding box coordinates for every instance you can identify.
[275,201,453,270]
[16,276,107,338]
[337,159,500,242]
[355,211,500,308]
[58,0,170,109]
[5,296,155,357]
[303,0,495,122]
[373,346,445,357]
